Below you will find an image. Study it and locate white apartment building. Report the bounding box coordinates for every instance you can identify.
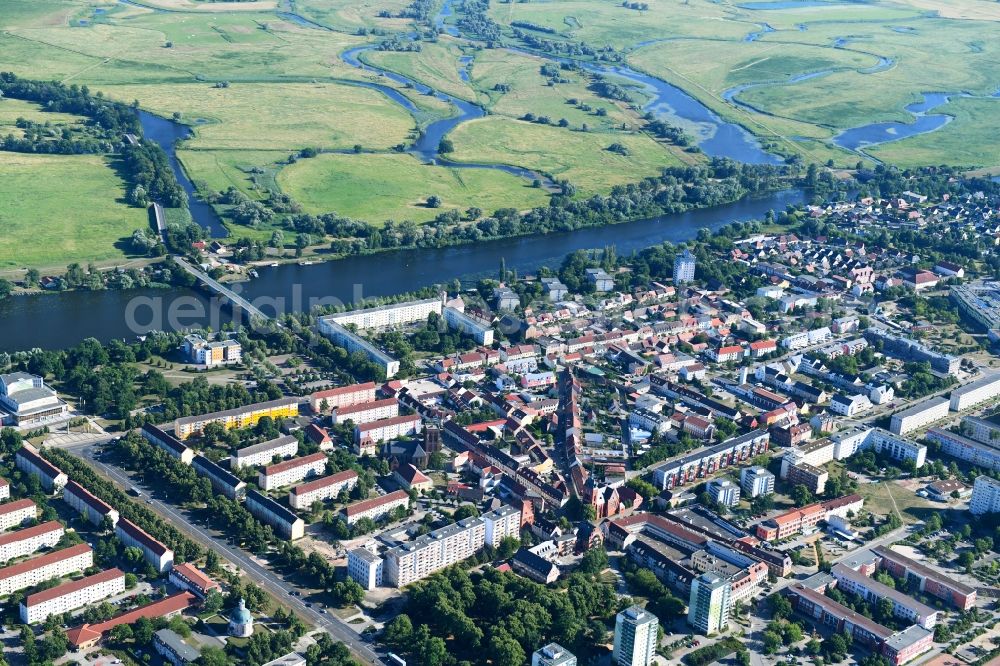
[384,506,521,587]
[673,250,696,284]
[16,444,68,492]
[355,414,421,448]
[258,452,327,491]
[233,435,299,470]
[830,393,872,417]
[0,498,37,531]
[347,546,383,590]
[963,416,1000,445]
[443,306,495,346]
[342,490,410,526]
[310,382,378,413]
[245,490,305,540]
[950,373,1000,412]
[707,479,741,507]
[322,298,442,331]
[0,477,9,501]
[288,470,359,510]
[182,334,242,368]
[533,643,577,666]
[21,567,125,624]
[614,605,659,666]
[927,427,1000,472]
[141,424,194,465]
[332,398,399,426]
[971,475,1000,516]
[740,467,775,498]
[63,480,119,528]
[687,572,731,636]
[116,518,174,573]
[0,520,64,564]
[890,396,950,435]
[0,543,92,596]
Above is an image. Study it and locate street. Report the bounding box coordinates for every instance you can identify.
[60,439,386,666]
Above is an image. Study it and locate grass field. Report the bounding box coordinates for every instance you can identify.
[99,82,417,151]
[448,117,687,194]
[365,39,479,102]
[277,152,550,224]
[0,153,147,271]
[858,480,938,525]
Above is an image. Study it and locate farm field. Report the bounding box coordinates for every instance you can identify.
[277,152,550,224]
[0,153,148,271]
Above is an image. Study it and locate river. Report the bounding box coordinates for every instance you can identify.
[0,189,804,351]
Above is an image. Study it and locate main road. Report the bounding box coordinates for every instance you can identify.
[60,439,385,666]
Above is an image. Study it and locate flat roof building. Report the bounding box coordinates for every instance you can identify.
[872,545,976,611]
[532,643,577,666]
[175,397,299,440]
[890,397,950,436]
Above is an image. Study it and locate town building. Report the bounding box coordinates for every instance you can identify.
[740,467,775,498]
[706,479,740,507]
[182,334,242,368]
[688,572,731,635]
[755,503,825,541]
[927,426,1000,471]
[673,250,696,284]
[0,477,8,501]
[347,547,383,590]
[21,567,125,624]
[245,490,305,540]
[168,562,220,599]
[140,424,194,464]
[890,396,950,435]
[174,397,299,439]
[67,592,194,650]
[0,520,64,565]
[383,505,520,587]
[63,480,119,528]
[651,430,770,490]
[0,543,92,596]
[15,444,68,492]
[332,398,399,426]
[154,628,200,666]
[0,372,69,427]
[613,605,659,666]
[443,306,495,345]
[192,455,246,500]
[949,373,1000,411]
[317,319,401,379]
[970,475,1000,516]
[393,463,433,494]
[830,393,872,417]
[116,518,174,573]
[258,452,327,491]
[511,547,560,584]
[0,498,37,531]
[865,328,960,376]
[342,490,410,526]
[872,545,976,610]
[532,643,577,666]
[289,470,359,510]
[233,435,299,470]
[309,382,378,413]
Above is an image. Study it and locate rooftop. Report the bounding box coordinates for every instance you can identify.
[0,543,90,582]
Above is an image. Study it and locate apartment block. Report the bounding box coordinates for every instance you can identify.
[786,462,829,494]
[347,547,383,590]
[0,498,37,531]
[15,444,68,492]
[950,373,1000,411]
[355,414,422,448]
[342,490,410,526]
[443,306,495,345]
[332,398,399,426]
[962,416,1000,446]
[383,505,520,587]
[872,545,976,610]
[0,477,8,501]
[258,452,327,491]
[318,320,400,379]
[651,430,770,490]
[245,490,305,540]
[0,543,92,596]
[288,470,359,510]
[116,518,174,573]
[140,424,194,464]
[533,643,577,666]
[310,381,378,413]
[970,475,1000,516]
[233,435,298,470]
[926,427,1000,471]
[890,396,950,435]
[192,455,246,500]
[613,605,658,666]
[707,479,741,507]
[168,562,220,599]
[63,480,119,528]
[0,520,64,564]
[688,572,731,635]
[832,562,938,628]
[174,397,299,440]
[21,567,125,624]
[741,467,775,498]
